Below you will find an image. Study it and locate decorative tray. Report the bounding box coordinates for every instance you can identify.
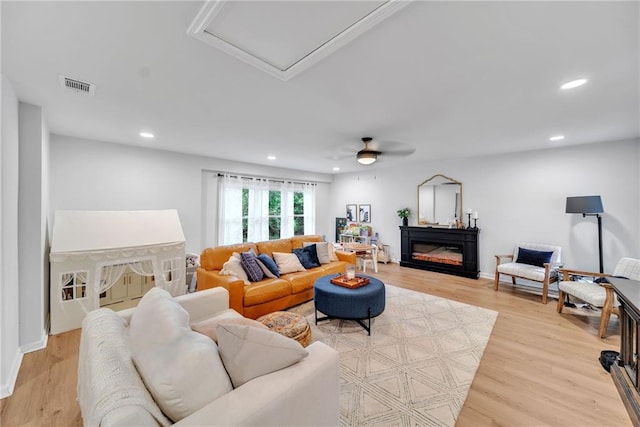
[330,275,370,289]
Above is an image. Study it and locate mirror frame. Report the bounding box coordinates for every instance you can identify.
[417,174,463,226]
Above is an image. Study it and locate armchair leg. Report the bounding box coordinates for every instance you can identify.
[557,290,566,313]
[541,278,549,305]
[494,272,500,291]
[598,288,615,338]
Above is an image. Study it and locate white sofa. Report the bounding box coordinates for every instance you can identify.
[77,287,340,426]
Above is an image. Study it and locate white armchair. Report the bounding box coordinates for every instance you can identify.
[557,257,640,338]
[494,243,562,304]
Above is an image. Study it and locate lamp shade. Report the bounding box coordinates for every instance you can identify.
[357,151,377,165]
[565,196,604,214]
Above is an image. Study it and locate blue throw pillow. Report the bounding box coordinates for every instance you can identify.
[240,249,264,282]
[257,253,280,278]
[516,247,553,267]
[293,245,320,269]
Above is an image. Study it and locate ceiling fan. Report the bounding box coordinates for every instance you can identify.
[354,137,415,165]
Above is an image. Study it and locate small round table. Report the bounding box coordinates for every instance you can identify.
[257,311,312,347]
[313,274,385,335]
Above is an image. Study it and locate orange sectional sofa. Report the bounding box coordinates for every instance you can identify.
[197,235,357,319]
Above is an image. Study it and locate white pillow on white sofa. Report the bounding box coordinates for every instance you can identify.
[217,323,308,388]
[129,287,233,422]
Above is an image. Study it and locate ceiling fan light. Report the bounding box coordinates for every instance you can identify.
[357,151,377,165]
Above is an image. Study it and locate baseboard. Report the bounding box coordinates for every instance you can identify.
[20,327,48,354]
[0,349,23,399]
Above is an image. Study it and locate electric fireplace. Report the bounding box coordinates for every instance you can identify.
[400,226,479,279]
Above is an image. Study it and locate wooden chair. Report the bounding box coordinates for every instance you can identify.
[494,243,562,304]
[557,257,640,338]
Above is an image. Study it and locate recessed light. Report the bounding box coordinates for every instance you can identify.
[139,132,154,139]
[332,167,340,171]
[549,135,565,141]
[267,155,276,160]
[560,79,587,90]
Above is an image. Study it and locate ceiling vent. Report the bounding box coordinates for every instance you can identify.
[58,75,96,95]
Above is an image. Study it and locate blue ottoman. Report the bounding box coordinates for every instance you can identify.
[314,274,385,335]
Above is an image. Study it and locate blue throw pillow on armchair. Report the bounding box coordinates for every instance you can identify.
[293,245,320,269]
[516,247,553,267]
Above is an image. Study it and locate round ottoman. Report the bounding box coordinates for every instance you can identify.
[314,274,385,335]
[257,311,312,347]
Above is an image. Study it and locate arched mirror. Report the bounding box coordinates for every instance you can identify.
[417,174,462,226]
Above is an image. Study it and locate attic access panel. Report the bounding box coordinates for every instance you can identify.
[187,0,410,81]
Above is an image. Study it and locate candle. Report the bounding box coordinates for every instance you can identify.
[465,209,472,214]
[472,211,479,219]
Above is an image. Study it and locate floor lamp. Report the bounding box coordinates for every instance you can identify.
[566,195,604,273]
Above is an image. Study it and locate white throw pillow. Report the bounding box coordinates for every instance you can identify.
[129,288,233,422]
[272,252,307,274]
[220,252,250,285]
[192,316,268,343]
[304,241,331,264]
[216,323,308,388]
[328,243,339,262]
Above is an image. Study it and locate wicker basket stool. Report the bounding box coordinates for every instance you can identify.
[257,311,312,347]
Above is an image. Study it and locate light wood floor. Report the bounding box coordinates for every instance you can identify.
[0,263,631,426]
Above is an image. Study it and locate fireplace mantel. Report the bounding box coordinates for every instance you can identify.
[400,226,480,279]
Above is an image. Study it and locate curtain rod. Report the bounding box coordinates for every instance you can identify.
[215,172,317,186]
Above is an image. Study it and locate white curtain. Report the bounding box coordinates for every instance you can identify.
[281,180,296,238]
[303,182,316,235]
[98,263,128,293]
[218,174,244,245]
[247,178,270,242]
[129,259,154,276]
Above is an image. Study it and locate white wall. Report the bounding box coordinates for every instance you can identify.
[331,139,640,276]
[49,135,334,255]
[1,75,23,398]
[18,102,49,352]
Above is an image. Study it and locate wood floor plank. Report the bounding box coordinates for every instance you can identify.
[0,263,631,426]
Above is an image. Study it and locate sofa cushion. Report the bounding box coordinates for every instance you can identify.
[290,235,323,249]
[129,288,233,422]
[192,316,268,343]
[217,323,308,388]
[243,279,292,307]
[303,241,330,264]
[256,238,293,258]
[240,249,265,282]
[273,252,306,274]
[293,245,320,269]
[257,253,280,278]
[516,247,553,267]
[220,252,250,285]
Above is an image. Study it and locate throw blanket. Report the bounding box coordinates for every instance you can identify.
[77,308,171,426]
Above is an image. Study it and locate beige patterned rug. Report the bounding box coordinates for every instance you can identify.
[289,284,498,426]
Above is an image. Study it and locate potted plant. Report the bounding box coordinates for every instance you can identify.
[397,208,411,226]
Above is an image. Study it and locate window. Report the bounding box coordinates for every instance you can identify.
[162,258,182,283]
[60,271,88,302]
[217,174,316,245]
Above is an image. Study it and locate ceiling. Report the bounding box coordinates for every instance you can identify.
[2,1,638,174]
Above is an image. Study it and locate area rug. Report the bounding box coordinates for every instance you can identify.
[288,284,498,426]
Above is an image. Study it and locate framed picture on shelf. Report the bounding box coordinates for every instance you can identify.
[346,204,357,222]
[335,217,347,242]
[358,204,371,223]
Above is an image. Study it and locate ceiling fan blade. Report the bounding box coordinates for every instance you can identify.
[381,147,416,157]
